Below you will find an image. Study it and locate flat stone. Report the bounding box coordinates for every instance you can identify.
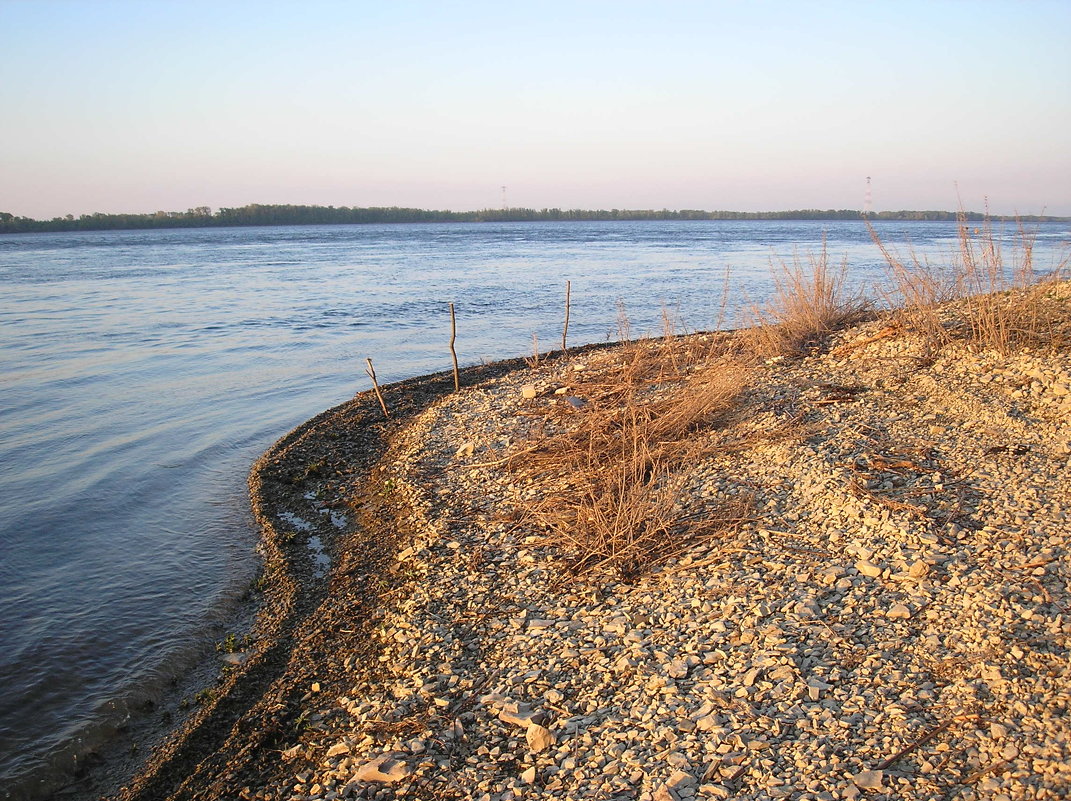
[665,659,691,679]
[667,769,696,789]
[699,784,731,799]
[521,766,538,784]
[326,742,350,758]
[908,560,929,577]
[521,384,538,399]
[852,769,884,790]
[497,700,547,728]
[654,768,697,800]
[354,754,411,784]
[695,714,720,732]
[855,560,882,578]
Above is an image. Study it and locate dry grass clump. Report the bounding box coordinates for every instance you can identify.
[871,216,1070,354]
[523,416,752,580]
[744,241,871,357]
[516,343,747,476]
[510,350,752,581]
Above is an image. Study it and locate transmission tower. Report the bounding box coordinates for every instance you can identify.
[864,177,873,217]
[501,186,508,210]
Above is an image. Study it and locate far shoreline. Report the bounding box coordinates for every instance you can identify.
[3,206,1068,235]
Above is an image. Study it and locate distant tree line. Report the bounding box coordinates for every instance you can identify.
[1,205,1065,234]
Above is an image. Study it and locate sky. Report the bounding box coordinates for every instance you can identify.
[2,0,1069,219]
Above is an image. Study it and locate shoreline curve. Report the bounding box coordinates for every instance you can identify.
[107,347,608,800]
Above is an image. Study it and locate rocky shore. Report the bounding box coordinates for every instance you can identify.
[115,283,1069,801]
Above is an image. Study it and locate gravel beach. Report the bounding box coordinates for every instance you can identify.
[116,282,1070,801]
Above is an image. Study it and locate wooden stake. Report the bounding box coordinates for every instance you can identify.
[562,279,571,352]
[365,358,389,418]
[449,302,460,392]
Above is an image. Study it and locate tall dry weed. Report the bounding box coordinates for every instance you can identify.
[745,240,870,357]
[871,215,1070,353]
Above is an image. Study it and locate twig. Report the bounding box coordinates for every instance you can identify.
[562,279,571,352]
[875,718,953,771]
[849,478,929,518]
[449,302,460,392]
[656,547,745,578]
[830,323,901,357]
[963,759,1010,785]
[365,358,390,418]
[467,442,547,469]
[1015,558,1056,570]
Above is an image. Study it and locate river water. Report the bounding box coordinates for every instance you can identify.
[0,220,1067,797]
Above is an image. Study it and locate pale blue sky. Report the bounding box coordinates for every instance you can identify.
[2,0,1069,218]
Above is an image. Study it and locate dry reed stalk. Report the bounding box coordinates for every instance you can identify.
[449,302,460,392]
[515,360,747,480]
[866,219,956,349]
[365,358,389,418]
[562,279,571,353]
[525,420,752,580]
[641,367,747,443]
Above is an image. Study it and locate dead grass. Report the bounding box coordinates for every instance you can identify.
[514,345,748,478]
[870,215,1071,354]
[510,346,752,581]
[521,405,753,581]
[744,239,871,357]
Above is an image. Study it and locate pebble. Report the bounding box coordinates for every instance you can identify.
[526,724,554,752]
[325,742,349,757]
[887,603,912,620]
